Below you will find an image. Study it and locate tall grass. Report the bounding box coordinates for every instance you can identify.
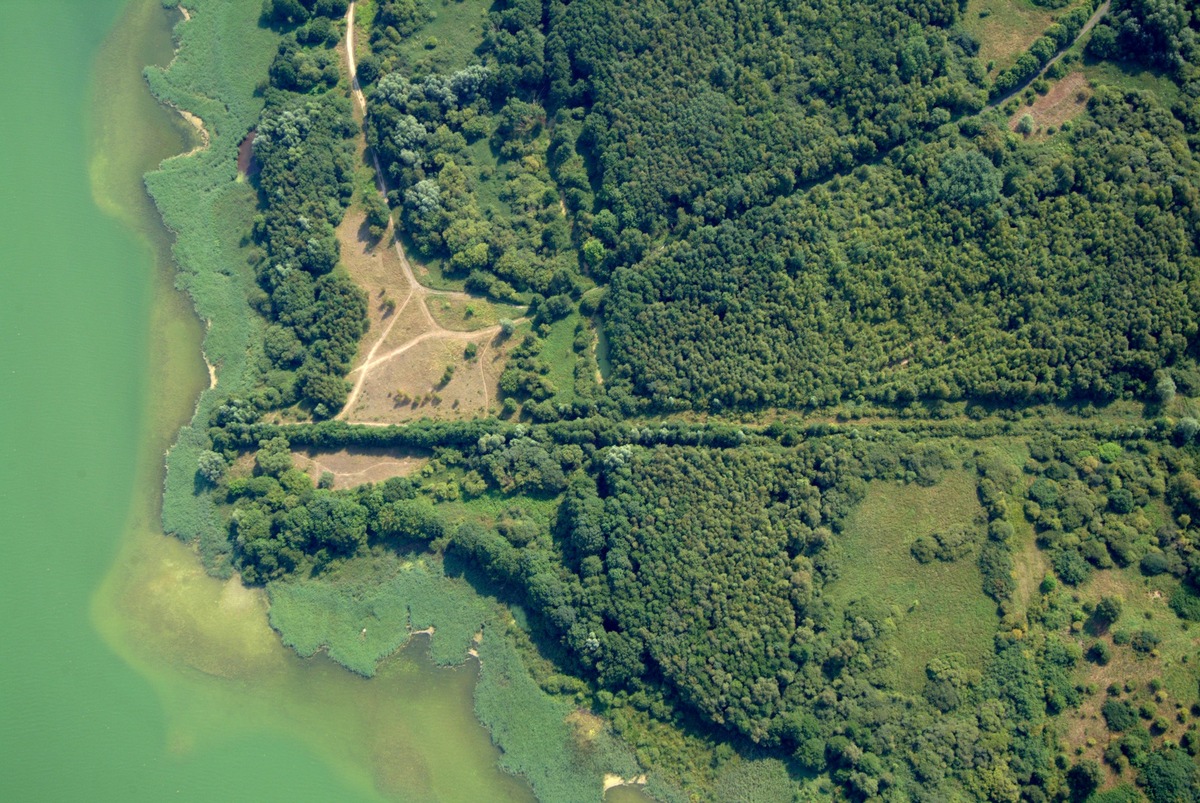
[824,470,999,691]
[267,554,492,675]
[143,0,279,574]
[475,625,646,803]
[269,550,659,801]
[540,312,582,407]
[399,0,489,74]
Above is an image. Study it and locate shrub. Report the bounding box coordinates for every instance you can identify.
[1103,699,1139,732]
[197,450,227,484]
[1088,641,1113,666]
[1141,552,1170,576]
[1169,584,1200,621]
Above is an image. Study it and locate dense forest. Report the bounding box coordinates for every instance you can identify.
[172,0,1200,799]
[206,411,1200,801]
[606,91,1200,410]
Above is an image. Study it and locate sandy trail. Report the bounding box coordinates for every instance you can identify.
[337,4,513,420]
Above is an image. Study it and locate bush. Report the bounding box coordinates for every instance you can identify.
[1131,629,1160,654]
[197,450,227,484]
[1138,747,1200,803]
[1103,699,1139,732]
[1141,552,1170,576]
[1088,641,1113,666]
[1054,549,1092,585]
[1169,584,1200,621]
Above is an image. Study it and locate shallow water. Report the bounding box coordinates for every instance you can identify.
[0,2,533,800]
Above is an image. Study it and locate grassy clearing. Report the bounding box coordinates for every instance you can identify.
[1084,59,1181,104]
[539,312,583,407]
[402,235,466,291]
[444,488,563,529]
[400,0,490,75]
[145,0,280,575]
[426,293,526,331]
[825,470,999,691]
[290,447,429,489]
[1010,70,1091,137]
[965,0,1072,74]
[466,136,508,219]
[1057,566,1200,777]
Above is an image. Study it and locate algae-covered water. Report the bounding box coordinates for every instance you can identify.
[0,2,533,800]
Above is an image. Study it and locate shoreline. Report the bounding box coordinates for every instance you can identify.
[602,773,648,792]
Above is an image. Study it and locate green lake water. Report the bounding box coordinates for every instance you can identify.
[0,1,535,800]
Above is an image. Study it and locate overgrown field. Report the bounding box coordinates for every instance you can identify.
[826,470,998,691]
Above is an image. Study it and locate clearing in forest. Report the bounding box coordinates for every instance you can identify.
[333,204,519,424]
[1010,71,1091,135]
[290,446,429,490]
[966,0,1074,75]
[1059,566,1200,782]
[333,13,524,426]
[825,470,998,692]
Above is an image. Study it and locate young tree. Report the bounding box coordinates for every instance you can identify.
[197,450,227,484]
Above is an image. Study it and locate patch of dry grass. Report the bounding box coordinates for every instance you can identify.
[966,0,1074,74]
[1010,71,1091,137]
[290,447,429,489]
[347,332,511,422]
[425,294,525,332]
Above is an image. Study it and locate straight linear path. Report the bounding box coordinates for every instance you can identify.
[338,2,511,419]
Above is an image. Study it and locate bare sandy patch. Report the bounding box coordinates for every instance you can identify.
[1010,71,1091,136]
[603,773,648,792]
[347,333,509,422]
[336,208,415,353]
[290,447,429,489]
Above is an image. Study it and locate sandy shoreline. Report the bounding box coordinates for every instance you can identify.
[603,773,648,792]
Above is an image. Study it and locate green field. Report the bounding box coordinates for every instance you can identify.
[825,470,1000,690]
[398,0,490,74]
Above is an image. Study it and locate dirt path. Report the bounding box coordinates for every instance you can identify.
[986,0,1110,111]
[338,4,509,419]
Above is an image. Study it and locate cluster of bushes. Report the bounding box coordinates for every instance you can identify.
[248,14,368,418]
[1087,0,1200,72]
[1017,433,1193,589]
[363,23,582,299]
[261,0,348,26]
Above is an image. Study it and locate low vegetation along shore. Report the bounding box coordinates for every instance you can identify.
[149,0,1200,801]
